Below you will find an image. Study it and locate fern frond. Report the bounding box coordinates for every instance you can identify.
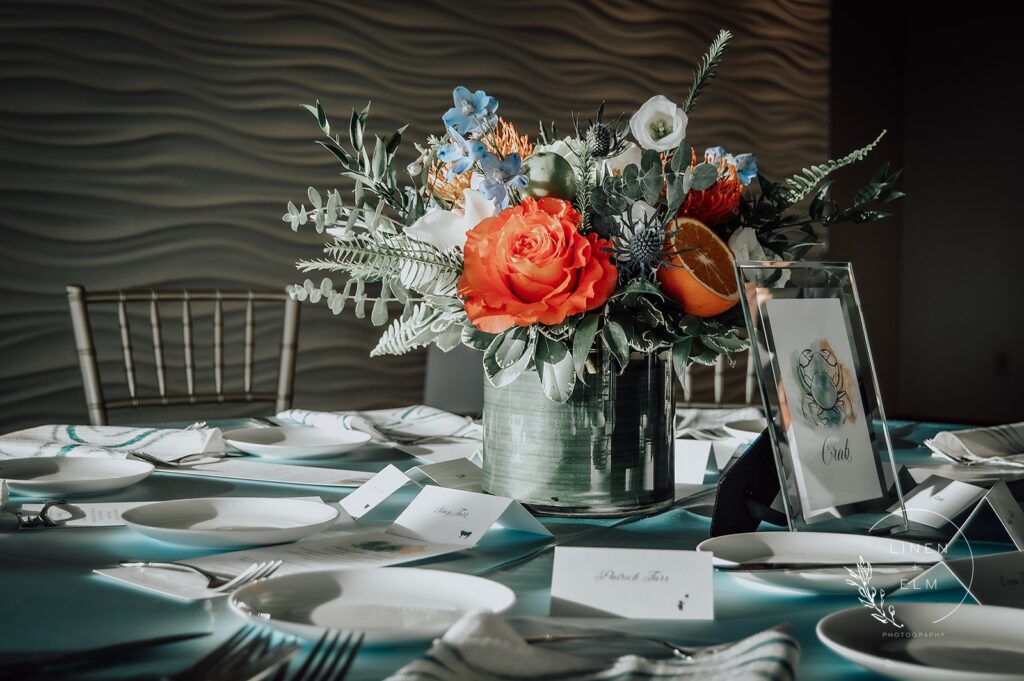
[311,231,462,297]
[370,302,442,356]
[683,29,732,115]
[780,131,887,205]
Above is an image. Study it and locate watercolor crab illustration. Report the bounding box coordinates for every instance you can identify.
[796,347,850,427]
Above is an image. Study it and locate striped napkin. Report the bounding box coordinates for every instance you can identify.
[386,613,798,681]
[925,422,1024,467]
[0,425,224,461]
[277,405,482,443]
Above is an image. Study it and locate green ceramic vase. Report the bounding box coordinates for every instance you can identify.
[482,349,675,517]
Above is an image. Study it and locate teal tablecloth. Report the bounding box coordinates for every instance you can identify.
[0,419,998,679]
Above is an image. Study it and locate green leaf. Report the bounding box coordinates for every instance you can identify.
[303,100,329,136]
[690,162,718,191]
[670,140,692,172]
[462,325,496,351]
[621,163,641,199]
[371,136,387,180]
[666,175,688,215]
[492,326,531,369]
[701,333,748,353]
[316,139,352,168]
[602,319,630,370]
[683,29,732,115]
[535,335,576,402]
[483,330,536,388]
[671,337,693,381]
[608,279,665,304]
[639,150,664,205]
[572,314,600,382]
[385,125,407,157]
[349,109,363,151]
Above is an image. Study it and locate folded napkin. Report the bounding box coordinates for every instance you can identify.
[0,425,224,461]
[386,612,798,681]
[924,422,1024,467]
[277,405,482,443]
[674,407,763,437]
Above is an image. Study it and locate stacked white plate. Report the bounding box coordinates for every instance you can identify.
[230,568,516,644]
[224,427,371,459]
[0,457,153,496]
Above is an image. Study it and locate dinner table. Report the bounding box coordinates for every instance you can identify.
[0,415,1008,680]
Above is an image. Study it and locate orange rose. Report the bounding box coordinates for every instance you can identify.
[459,197,618,333]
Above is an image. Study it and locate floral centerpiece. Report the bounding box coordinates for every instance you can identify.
[283,30,902,516]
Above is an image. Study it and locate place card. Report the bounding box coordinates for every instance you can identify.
[935,551,1024,609]
[675,440,713,484]
[550,547,713,619]
[339,465,413,519]
[946,481,1024,551]
[95,529,461,601]
[161,458,373,487]
[891,475,988,529]
[407,458,482,492]
[389,485,551,547]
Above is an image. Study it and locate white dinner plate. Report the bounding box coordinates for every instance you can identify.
[697,531,941,593]
[224,427,372,459]
[0,457,154,496]
[122,497,340,548]
[818,603,1024,680]
[723,418,768,440]
[229,567,516,644]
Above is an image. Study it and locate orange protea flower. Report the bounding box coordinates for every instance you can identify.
[429,118,534,205]
[679,161,744,226]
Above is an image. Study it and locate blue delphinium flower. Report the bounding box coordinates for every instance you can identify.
[732,152,758,186]
[479,153,528,208]
[437,127,488,176]
[704,146,728,165]
[443,86,498,135]
[703,146,757,186]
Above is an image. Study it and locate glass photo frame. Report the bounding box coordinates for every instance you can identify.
[735,261,908,533]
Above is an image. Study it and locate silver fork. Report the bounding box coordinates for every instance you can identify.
[273,630,364,681]
[523,632,732,661]
[169,624,297,680]
[119,560,283,592]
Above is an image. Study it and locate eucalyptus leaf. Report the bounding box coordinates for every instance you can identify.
[572,314,600,382]
[690,163,718,191]
[535,335,576,402]
[639,150,664,205]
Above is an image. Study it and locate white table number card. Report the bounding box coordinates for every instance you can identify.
[550,547,713,619]
[737,262,906,532]
[388,485,551,547]
[763,298,884,523]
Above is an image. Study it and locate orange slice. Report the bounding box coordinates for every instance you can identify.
[658,217,739,317]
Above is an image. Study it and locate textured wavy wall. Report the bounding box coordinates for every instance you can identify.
[0,0,828,430]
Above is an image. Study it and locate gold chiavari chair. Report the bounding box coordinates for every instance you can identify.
[66,286,300,425]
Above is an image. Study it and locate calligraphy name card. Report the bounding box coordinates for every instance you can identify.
[388,485,550,547]
[550,547,713,619]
